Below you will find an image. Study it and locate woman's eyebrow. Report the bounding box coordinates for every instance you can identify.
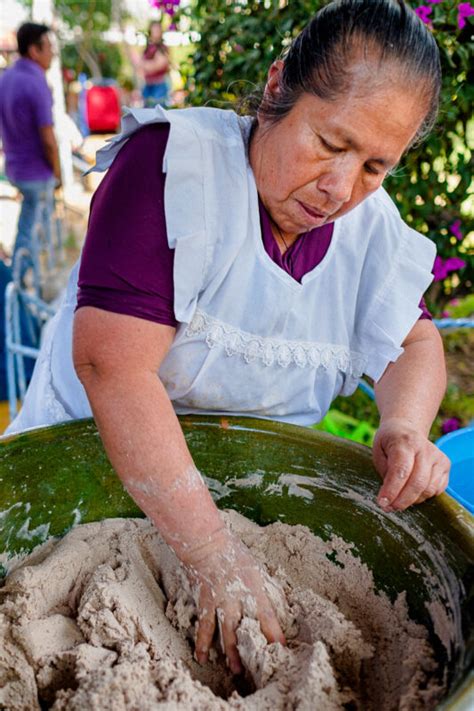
[335,131,395,168]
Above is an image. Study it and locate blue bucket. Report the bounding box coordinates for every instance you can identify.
[436,427,474,514]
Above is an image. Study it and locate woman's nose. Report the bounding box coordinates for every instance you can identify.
[317,160,358,205]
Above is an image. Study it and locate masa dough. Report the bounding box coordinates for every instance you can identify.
[0,512,445,710]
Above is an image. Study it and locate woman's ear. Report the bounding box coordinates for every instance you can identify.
[256,60,284,127]
[265,60,284,98]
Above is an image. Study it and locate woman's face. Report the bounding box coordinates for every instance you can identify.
[150,23,163,42]
[250,61,427,239]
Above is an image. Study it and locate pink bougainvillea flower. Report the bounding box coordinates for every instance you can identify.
[433,256,467,282]
[148,0,180,12]
[458,2,474,28]
[427,0,442,3]
[415,5,433,23]
[441,417,461,435]
[449,220,463,240]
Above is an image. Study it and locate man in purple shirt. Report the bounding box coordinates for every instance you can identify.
[0,23,60,277]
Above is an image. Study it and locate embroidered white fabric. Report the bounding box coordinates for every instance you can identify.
[186,309,367,376]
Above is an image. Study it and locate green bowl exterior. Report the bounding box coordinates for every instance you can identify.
[0,416,472,708]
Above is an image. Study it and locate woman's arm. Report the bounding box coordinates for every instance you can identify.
[140,50,169,75]
[73,306,284,672]
[372,319,450,511]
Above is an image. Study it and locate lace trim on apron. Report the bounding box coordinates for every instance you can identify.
[185,309,367,375]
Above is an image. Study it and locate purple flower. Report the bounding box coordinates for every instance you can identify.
[458,2,474,29]
[449,219,463,241]
[427,0,442,3]
[433,256,466,282]
[415,5,433,23]
[441,417,461,435]
[148,0,180,10]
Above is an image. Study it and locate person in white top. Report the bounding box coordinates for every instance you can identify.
[7,0,450,673]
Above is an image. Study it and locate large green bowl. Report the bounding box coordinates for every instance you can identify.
[0,416,472,709]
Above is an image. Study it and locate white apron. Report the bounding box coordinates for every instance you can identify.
[5,106,436,434]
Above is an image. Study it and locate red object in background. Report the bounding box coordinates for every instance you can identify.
[86,85,121,133]
[62,68,75,83]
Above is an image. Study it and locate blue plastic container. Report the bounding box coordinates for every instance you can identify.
[436,427,474,514]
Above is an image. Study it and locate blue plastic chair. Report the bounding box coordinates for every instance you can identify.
[4,276,56,421]
[436,427,474,514]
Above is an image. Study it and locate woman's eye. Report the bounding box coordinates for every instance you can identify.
[320,136,343,153]
[364,164,381,176]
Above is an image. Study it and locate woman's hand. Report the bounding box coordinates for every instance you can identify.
[74,310,285,671]
[183,527,286,674]
[372,418,450,511]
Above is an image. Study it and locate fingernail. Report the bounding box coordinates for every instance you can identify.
[378,496,390,509]
[231,661,243,675]
[197,651,208,665]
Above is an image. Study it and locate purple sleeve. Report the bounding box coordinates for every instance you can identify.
[76,123,177,327]
[418,296,432,320]
[31,76,53,127]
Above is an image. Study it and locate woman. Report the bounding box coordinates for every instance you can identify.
[6,0,450,674]
[140,20,170,108]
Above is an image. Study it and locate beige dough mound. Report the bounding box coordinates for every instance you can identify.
[0,512,444,710]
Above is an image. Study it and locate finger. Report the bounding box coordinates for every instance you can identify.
[436,455,451,495]
[195,604,216,665]
[377,446,415,509]
[415,463,450,504]
[219,611,243,675]
[390,454,431,510]
[372,436,389,481]
[257,601,286,646]
[436,466,450,496]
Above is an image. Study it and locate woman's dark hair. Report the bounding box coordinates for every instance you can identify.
[146,20,168,55]
[249,0,441,143]
[17,23,50,57]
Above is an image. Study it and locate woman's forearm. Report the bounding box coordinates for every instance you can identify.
[374,321,446,435]
[78,366,224,559]
[141,53,168,74]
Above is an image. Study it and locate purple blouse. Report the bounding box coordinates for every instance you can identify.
[77,123,431,325]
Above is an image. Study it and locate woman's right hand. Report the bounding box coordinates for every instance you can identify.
[183,527,286,674]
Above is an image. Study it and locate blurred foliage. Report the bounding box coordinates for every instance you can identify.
[56,0,115,32]
[61,39,124,82]
[19,0,130,83]
[178,0,474,313]
[19,0,115,32]
[443,292,474,317]
[328,326,474,441]
[55,0,132,83]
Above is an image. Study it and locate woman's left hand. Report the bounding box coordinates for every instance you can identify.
[372,418,450,511]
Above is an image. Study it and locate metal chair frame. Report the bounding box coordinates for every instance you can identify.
[4,271,56,422]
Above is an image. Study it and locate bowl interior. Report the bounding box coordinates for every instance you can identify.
[0,416,473,708]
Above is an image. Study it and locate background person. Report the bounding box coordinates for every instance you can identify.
[0,23,61,279]
[5,0,450,674]
[140,20,170,108]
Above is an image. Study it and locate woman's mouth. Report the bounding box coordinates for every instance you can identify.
[297,200,327,222]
